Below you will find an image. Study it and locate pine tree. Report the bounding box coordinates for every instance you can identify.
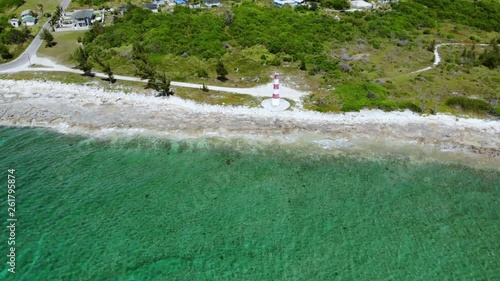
[93,54,115,83]
[70,46,93,75]
[216,59,228,81]
[151,72,174,97]
[40,29,55,47]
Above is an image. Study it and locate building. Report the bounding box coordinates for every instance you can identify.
[21,10,32,18]
[153,0,165,5]
[72,10,95,27]
[273,0,304,7]
[204,0,222,7]
[120,4,136,15]
[19,9,37,26]
[22,16,37,26]
[174,0,188,5]
[350,0,373,9]
[9,18,20,27]
[144,3,159,12]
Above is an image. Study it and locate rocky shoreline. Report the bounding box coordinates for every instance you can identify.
[1,79,499,169]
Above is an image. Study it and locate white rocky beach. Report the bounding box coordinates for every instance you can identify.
[0,79,499,169]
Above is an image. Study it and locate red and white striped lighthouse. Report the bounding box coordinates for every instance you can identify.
[272,73,280,106]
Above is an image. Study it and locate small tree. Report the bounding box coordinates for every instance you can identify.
[70,46,93,76]
[37,4,44,16]
[216,59,228,81]
[427,39,436,52]
[151,72,174,97]
[299,60,306,70]
[101,61,115,83]
[40,29,55,47]
[0,44,13,60]
[202,83,209,92]
[479,38,500,69]
[93,54,115,83]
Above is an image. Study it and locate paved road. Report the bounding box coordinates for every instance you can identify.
[0,0,72,73]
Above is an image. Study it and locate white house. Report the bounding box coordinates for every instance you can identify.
[204,0,222,7]
[22,16,37,26]
[9,18,20,27]
[350,1,372,9]
[21,10,31,18]
[273,0,304,7]
[145,3,159,12]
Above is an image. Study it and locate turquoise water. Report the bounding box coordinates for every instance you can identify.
[0,127,499,280]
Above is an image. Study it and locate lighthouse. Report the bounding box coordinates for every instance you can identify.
[272,73,280,106]
[261,72,289,111]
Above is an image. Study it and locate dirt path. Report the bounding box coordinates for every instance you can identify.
[1,42,493,102]
[411,43,491,74]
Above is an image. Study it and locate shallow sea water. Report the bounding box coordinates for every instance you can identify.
[0,127,499,280]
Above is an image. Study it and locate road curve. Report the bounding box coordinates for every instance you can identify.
[0,0,72,73]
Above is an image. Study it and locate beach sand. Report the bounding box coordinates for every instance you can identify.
[0,79,499,169]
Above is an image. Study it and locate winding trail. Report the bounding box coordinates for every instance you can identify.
[411,43,491,74]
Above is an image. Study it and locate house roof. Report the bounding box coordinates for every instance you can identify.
[73,10,94,20]
[273,0,302,6]
[120,4,136,12]
[10,18,20,22]
[351,0,372,8]
[204,0,221,3]
[174,0,187,4]
[21,10,31,17]
[22,16,36,23]
[145,4,158,9]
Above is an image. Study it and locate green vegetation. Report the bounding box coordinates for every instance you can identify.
[479,38,500,69]
[3,0,498,114]
[445,96,493,114]
[93,53,115,83]
[0,0,25,13]
[40,28,55,47]
[70,46,93,75]
[0,0,62,62]
[150,71,174,97]
[413,0,500,32]
[319,0,350,10]
[37,31,85,65]
[76,0,109,7]
[216,59,228,81]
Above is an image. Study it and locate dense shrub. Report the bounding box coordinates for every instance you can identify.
[335,82,388,111]
[445,96,493,113]
[321,0,350,10]
[413,0,500,32]
[0,43,12,59]
[397,101,422,113]
[78,1,499,83]
[479,38,500,69]
[1,28,31,45]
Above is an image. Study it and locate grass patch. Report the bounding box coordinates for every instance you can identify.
[37,31,86,66]
[174,86,263,107]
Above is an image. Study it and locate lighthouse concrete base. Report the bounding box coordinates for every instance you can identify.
[261,99,290,112]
